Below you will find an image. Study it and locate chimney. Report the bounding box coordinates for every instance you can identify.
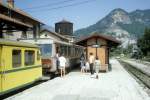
[7,0,14,8]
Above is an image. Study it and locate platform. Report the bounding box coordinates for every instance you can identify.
[5,59,150,100]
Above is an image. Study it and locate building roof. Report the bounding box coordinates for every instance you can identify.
[75,32,121,47]
[0,3,43,24]
[40,26,69,42]
[55,19,73,24]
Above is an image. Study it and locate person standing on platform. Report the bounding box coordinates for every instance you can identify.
[94,57,101,79]
[85,60,89,73]
[56,52,59,73]
[58,53,67,77]
[89,53,95,75]
[80,53,85,73]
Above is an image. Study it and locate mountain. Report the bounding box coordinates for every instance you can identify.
[74,8,150,47]
[75,8,150,36]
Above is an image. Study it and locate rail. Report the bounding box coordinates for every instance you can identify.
[119,60,150,89]
[130,59,150,67]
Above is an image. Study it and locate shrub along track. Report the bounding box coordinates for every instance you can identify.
[119,60,150,89]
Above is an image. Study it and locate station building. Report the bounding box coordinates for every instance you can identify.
[76,32,120,72]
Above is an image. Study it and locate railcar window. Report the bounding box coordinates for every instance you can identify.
[70,46,72,57]
[64,46,68,57]
[37,50,41,60]
[12,50,21,68]
[72,47,74,57]
[75,48,78,56]
[60,45,65,56]
[25,50,35,66]
[77,48,79,56]
[68,46,71,57]
[38,44,52,58]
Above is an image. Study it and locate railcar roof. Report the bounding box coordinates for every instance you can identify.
[0,39,39,48]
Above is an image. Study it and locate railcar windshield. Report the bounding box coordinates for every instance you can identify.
[38,44,52,59]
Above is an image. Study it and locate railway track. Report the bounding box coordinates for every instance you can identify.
[131,59,150,67]
[119,60,150,89]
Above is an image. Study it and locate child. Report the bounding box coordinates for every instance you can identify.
[80,59,85,73]
[80,53,85,73]
[94,57,101,79]
[85,60,89,73]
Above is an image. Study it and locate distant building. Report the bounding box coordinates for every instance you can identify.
[55,19,75,43]
[55,19,73,36]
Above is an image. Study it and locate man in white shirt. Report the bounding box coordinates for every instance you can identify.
[89,53,95,75]
[58,53,67,77]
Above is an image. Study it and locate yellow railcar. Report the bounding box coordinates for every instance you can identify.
[0,39,42,96]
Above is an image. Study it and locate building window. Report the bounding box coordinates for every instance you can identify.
[25,50,35,66]
[12,50,21,68]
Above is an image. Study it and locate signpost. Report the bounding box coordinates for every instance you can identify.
[92,44,100,48]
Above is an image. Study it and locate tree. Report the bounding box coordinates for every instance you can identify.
[137,28,150,56]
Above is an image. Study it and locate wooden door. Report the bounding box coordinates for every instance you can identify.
[87,46,107,71]
[97,47,106,71]
[87,46,96,60]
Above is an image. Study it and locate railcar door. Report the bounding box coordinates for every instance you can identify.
[0,46,6,95]
[38,44,54,73]
[0,46,2,93]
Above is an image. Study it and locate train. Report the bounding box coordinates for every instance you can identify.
[20,38,84,75]
[0,39,42,96]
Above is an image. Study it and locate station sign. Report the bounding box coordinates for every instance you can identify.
[92,44,100,48]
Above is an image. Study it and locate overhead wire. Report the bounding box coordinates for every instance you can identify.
[22,0,76,10]
[25,0,96,13]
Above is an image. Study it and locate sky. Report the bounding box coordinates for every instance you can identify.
[3,0,150,31]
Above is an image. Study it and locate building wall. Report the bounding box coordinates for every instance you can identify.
[86,38,108,71]
[40,31,69,43]
[40,31,62,41]
[3,31,22,40]
[3,30,34,41]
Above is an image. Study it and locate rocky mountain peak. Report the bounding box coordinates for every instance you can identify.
[109,8,131,24]
[110,8,128,15]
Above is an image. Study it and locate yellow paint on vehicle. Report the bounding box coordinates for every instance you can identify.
[0,39,42,95]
